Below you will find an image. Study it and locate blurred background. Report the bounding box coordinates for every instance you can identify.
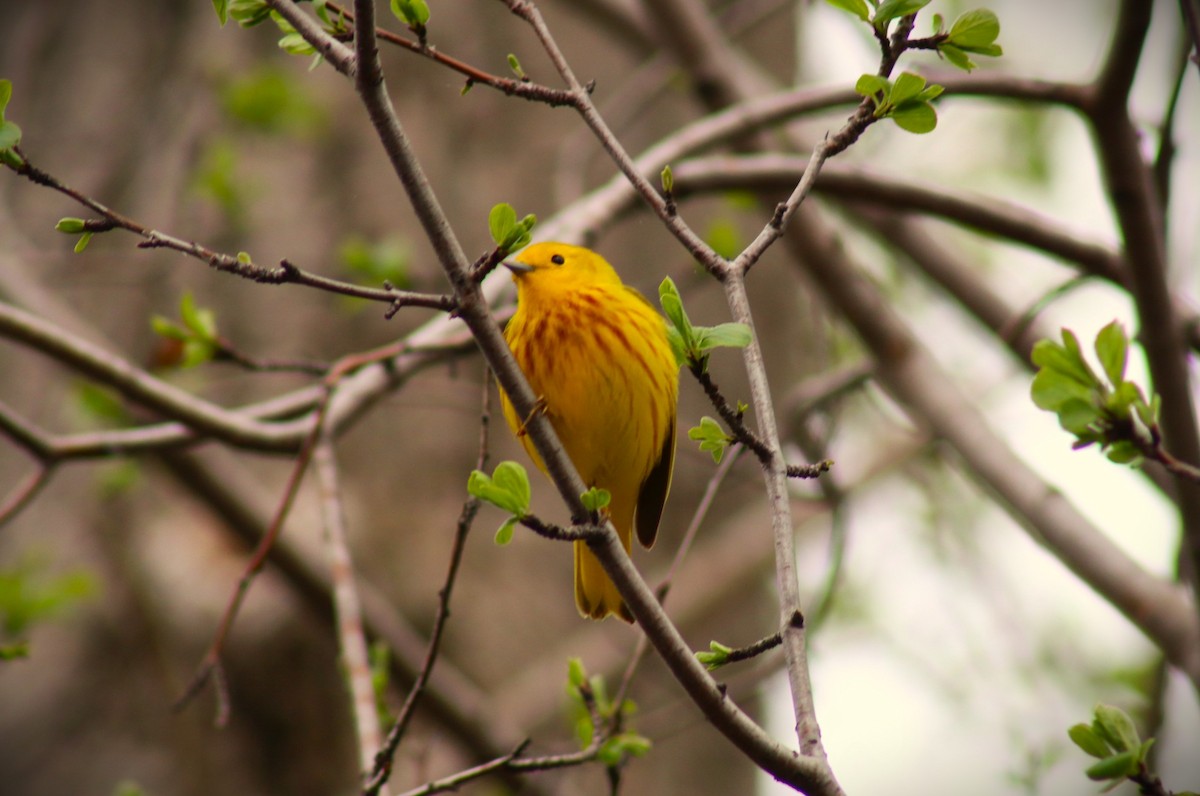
[0,0,1197,794]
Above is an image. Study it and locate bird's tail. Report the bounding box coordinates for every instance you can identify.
[574,536,634,622]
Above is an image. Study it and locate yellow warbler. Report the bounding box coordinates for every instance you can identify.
[500,242,679,621]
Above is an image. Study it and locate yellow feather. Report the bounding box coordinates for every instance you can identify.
[499,242,679,621]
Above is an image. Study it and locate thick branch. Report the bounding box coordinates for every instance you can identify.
[1087,0,1200,593]
[786,205,1200,689]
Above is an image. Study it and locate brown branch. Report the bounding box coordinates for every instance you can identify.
[324,1,578,106]
[315,433,384,790]
[4,153,456,311]
[1087,0,1200,597]
[784,201,1200,689]
[173,385,336,716]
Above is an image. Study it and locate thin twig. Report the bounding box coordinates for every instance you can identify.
[612,443,746,714]
[721,631,784,666]
[0,463,53,528]
[315,433,385,790]
[2,154,455,311]
[364,375,491,796]
[324,1,578,106]
[173,385,336,717]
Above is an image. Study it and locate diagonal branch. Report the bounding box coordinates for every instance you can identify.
[1087,0,1200,598]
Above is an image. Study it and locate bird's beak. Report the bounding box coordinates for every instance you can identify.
[503,259,534,274]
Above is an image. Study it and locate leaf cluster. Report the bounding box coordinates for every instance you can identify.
[467,461,531,545]
[214,0,349,66]
[826,1,1003,72]
[566,659,651,768]
[688,416,733,464]
[658,277,751,372]
[1031,322,1159,466]
[390,0,430,32]
[930,9,1003,71]
[54,217,98,254]
[855,71,944,134]
[695,640,734,670]
[151,292,222,369]
[0,555,96,661]
[488,203,537,255]
[1067,704,1186,792]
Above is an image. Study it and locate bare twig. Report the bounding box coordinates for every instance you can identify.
[2,153,455,311]
[315,433,385,790]
[364,376,491,795]
[173,385,336,716]
[612,443,746,712]
[324,1,578,106]
[0,462,52,528]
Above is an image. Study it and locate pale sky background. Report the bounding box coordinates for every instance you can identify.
[762,1,1199,794]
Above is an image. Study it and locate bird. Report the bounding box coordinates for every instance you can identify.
[499,241,679,621]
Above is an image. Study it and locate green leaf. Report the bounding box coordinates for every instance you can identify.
[229,0,272,26]
[938,43,975,72]
[1094,321,1128,386]
[695,322,753,352]
[507,53,525,79]
[277,31,315,56]
[1093,704,1141,753]
[695,640,733,670]
[504,214,536,252]
[55,218,87,234]
[1031,338,1097,388]
[468,461,531,517]
[493,516,518,545]
[489,203,517,247]
[0,147,23,169]
[658,277,695,352]
[0,641,30,661]
[151,316,189,342]
[873,0,930,31]
[1031,369,1094,412]
[0,78,12,119]
[1057,399,1099,435]
[891,101,937,133]
[889,72,927,105]
[1135,394,1160,428]
[664,326,686,369]
[1107,440,1143,468]
[179,292,218,340]
[598,732,652,766]
[1084,750,1140,782]
[0,120,20,151]
[1069,723,1112,759]
[948,9,1000,50]
[567,657,587,689]
[824,0,870,21]
[492,460,531,513]
[854,73,890,101]
[74,232,93,254]
[689,417,731,463]
[580,487,611,512]
[406,0,430,26]
[213,0,229,25]
[660,164,674,194]
[390,0,427,27]
[916,84,945,103]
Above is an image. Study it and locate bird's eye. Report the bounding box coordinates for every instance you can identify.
[551,253,565,265]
